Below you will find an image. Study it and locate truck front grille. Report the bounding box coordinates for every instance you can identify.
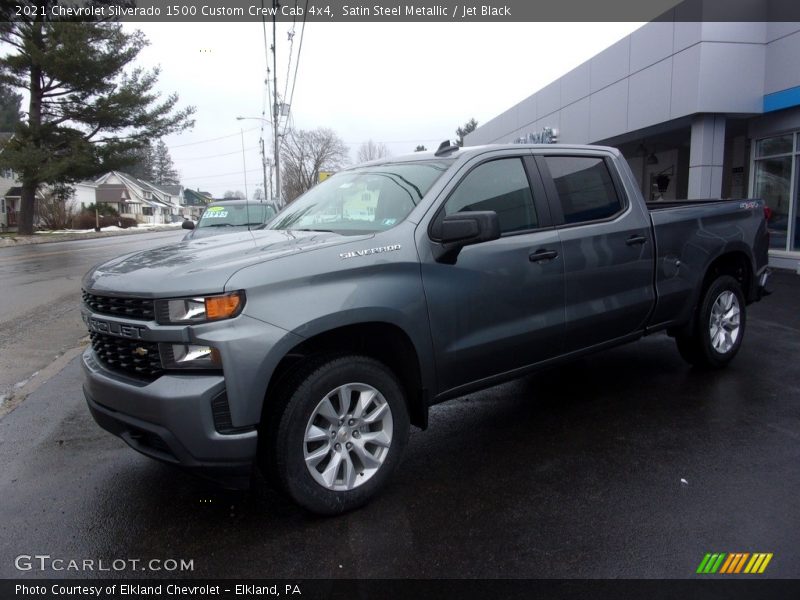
[89,332,163,379]
[82,291,155,321]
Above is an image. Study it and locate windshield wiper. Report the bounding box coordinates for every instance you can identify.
[294,228,335,233]
[202,223,235,228]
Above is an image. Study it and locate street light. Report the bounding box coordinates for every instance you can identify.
[237,115,279,206]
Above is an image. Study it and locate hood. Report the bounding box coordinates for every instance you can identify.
[83,229,371,297]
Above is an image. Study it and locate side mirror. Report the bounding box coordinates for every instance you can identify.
[431,210,500,264]
[181,220,195,230]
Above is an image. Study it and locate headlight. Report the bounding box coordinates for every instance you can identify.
[160,344,222,370]
[155,291,245,324]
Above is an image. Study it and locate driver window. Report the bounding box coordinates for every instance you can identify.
[444,158,538,234]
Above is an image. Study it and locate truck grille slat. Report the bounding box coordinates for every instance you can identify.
[89,332,163,379]
[82,291,155,321]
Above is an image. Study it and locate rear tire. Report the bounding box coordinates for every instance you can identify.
[261,355,409,515]
[675,275,746,369]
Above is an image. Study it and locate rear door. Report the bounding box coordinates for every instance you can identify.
[536,153,654,351]
[418,151,565,394]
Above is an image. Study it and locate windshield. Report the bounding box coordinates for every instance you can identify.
[198,203,276,228]
[268,160,453,235]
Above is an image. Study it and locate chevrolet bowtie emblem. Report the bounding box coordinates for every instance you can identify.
[133,347,149,357]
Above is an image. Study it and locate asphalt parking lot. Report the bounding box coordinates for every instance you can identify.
[0,270,798,579]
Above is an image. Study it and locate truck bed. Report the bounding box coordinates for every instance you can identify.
[645,198,759,211]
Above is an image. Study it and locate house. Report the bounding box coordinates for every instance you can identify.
[0,132,17,230]
[0,133,57,231]
[182,188,213,219]
[94,172,183,225]
[0,130,187,229]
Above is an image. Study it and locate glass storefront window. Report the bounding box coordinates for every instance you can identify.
[795,153,800,251]
[756,134,794,158]
[753,156,793,250]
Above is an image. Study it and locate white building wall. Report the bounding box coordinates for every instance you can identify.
[466,21,778,149]
[72,183,96,213]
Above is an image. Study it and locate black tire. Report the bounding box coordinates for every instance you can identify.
[675,275,746,369]
[261,355,410,515]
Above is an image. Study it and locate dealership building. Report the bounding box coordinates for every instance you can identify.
[465,18,800,270]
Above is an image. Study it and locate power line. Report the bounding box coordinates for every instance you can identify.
[282,0,308,140]
[181,167,265,182]
[174,146,259,161]
[167,127,259,149]
[282,2,297,113]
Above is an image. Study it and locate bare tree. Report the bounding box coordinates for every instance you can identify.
[357,139,390,163]
[281,128,349,203]
[36,183,75,230]
[223,190,245,199]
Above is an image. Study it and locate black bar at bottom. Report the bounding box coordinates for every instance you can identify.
[3,579,800,600]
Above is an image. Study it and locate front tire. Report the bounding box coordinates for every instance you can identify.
[263,355,410,515]
[676,275,746,368]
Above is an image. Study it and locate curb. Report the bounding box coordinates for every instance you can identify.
[0,344,86,420]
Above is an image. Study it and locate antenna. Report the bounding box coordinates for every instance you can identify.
[435,140,460,157]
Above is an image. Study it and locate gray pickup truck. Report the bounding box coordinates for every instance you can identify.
[81,143,770,514]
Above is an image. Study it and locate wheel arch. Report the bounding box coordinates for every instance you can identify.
[672,248,754,336]
[261,321,430,431]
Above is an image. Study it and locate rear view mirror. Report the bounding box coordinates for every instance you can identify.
[431,211,500,264]
[181,220,195,230]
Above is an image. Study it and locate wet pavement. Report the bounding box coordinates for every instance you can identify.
[0,270,798,579]
[0,230,185,406]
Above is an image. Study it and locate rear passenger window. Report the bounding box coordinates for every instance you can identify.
[445,158,538,234]
[544,156,622,224]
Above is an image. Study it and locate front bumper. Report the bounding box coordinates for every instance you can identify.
[82,349,258,489]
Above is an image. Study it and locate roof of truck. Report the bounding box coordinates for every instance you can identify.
[350,143,621,169]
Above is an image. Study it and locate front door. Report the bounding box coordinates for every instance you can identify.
[419,154,566,394]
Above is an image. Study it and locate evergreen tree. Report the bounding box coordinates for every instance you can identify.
[0,9,195,234]
[126,140,155,182]
[0,84,22,132]
[456,118,478,147]
[151,139,179,185]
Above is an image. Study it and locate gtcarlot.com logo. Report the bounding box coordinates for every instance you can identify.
[15,554,194,572]
[696,552,773,574]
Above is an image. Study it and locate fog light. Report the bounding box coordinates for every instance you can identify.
[161,344,222,370]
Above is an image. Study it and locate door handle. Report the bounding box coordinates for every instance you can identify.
[626,234,647,246]
[529,249,559,262]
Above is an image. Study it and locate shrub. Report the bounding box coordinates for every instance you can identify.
[84,203,119,217]
[69,213,138,230]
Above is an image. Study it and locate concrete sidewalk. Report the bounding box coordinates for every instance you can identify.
[0,223,185,247]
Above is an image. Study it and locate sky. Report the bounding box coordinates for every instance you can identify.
[130,22,645,198]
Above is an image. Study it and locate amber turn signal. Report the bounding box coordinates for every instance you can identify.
[205,292,243,320]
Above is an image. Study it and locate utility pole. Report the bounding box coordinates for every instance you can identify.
[260,137,268,203]
[272,0,281,206]
[240,128,249,200]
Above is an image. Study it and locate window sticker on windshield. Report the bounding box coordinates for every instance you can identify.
[207,206,225,212]
[206,211,228,218]
[382,218,397,226]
